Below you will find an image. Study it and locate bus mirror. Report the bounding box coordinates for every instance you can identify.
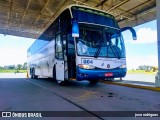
[121,27,137,40]
[72,19,79,38]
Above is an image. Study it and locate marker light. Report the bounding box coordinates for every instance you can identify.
[120,64,126,68]
[78,64,95,69]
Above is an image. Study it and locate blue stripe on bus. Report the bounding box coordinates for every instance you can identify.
[76,66,127,81]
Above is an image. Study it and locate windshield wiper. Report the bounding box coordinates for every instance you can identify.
[110,46,121,59]
[93,39,103,58]
[94,45,101,58]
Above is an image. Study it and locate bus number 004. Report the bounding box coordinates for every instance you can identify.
[83,60,93,64]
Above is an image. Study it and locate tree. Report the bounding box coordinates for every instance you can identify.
[17,64,22,70]
[4,65,15,70]
[23,62,27,70]
[0,66,4,70]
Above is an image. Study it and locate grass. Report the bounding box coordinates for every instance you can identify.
[0,69,27,73]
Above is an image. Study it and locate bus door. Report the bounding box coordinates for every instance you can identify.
[67,34,76,79]
[55,33,65,81]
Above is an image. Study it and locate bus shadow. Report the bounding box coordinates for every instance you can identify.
[29,77,102,89]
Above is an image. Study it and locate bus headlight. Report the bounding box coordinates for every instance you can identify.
[120,65,126,68]
[78,64,95,69]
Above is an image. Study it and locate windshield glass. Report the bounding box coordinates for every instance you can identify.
[76,26,126,58]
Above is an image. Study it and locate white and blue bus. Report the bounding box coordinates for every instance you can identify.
[27,5,136,85]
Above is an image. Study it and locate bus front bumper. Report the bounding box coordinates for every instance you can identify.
[76,67,127,81]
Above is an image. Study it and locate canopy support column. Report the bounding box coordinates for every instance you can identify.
[155,0,160,87]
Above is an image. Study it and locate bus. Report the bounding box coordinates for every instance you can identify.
[27,4,137,85]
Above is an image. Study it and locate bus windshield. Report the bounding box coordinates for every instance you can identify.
[76,27,126,58]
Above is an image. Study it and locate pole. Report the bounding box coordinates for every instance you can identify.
[155,0,160,87]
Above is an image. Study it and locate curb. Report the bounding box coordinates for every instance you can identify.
[100,80,160,92]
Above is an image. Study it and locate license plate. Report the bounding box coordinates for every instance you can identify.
[105,73,113,77]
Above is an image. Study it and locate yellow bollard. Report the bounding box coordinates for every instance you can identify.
[26,72,29,78]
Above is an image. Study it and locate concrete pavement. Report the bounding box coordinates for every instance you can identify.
[0,73,160,120]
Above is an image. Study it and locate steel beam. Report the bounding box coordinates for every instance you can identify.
[7,0,12,29]
[107,0,130,12]
[83,0,89,3]
[95,0,108,7]
[33,0,51,25]
[115,0,153,18]
[21,0,31,23]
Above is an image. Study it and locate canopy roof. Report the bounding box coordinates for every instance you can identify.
[0,0,156,39]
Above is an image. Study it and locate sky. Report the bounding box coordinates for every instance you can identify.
[0,35,35,66]
[123,20,158,69]
[0,20,158,69]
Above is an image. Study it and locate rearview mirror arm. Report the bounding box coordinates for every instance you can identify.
[121,27,137,40]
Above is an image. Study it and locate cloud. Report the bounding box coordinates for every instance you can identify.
[132,28,157,44]
[126,55,158,70]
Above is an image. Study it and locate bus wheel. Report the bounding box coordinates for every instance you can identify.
[30,68,33,78]
[53,67,56,80]
[30,73,33,78]
[32,69,38,79]
[107,78,114,81]
[89,80,99,84]
[57,80,66,86]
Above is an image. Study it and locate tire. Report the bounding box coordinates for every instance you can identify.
[88,80,99,84]
[57,80,67,86]
[32,69,38,79]
[30,68,33,78]
[31,74,33,78]
[53,67,56,80]
[106,78,114,81]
